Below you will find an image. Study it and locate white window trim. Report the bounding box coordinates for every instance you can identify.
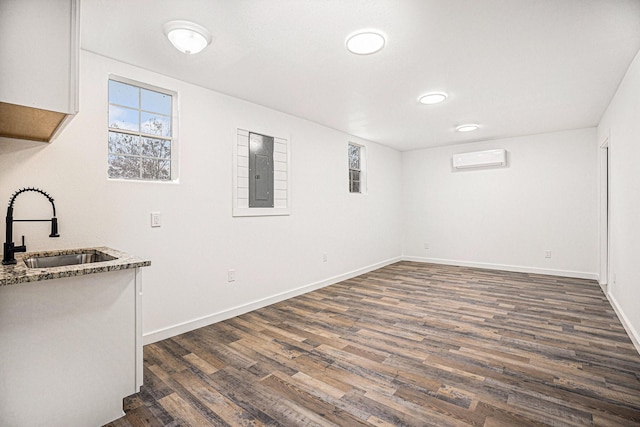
[232,127,291,217]
[107,74,179,183]
[348,142,367,195]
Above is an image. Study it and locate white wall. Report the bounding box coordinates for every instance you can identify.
[0,50,403,343]
[597,49,640,347]
[402,128,598,279]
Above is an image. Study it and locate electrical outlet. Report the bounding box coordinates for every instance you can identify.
[424,243,429,250]
[322,253,328,262]
[228,269,236,282]
[544,250,551,259]
[151,212,161,228]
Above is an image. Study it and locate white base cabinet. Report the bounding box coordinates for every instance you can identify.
[0,269,143,427]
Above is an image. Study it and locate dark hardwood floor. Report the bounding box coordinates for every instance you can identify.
[105,261,640,426]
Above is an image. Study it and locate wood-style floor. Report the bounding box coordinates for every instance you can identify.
[105,262,640,426]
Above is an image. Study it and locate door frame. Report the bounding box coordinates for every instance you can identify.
[599,136,610,290]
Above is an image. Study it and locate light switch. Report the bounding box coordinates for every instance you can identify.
[151,212,161,228]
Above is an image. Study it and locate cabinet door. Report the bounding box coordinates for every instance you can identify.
[0,0,79,114]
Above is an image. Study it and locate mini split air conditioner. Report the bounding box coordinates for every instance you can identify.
[452,149,507,170]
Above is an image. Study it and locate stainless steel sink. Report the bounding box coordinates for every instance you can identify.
[23,251,116,268]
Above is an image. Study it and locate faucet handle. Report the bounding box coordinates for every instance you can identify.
[14,235,27,253]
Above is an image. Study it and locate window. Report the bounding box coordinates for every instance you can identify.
[108,77,175,181]
[349,143,362,193]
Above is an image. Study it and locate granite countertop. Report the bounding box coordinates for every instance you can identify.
[0,246,151,286]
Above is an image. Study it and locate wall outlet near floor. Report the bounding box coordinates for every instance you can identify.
[424,243,429,250]
[544,250,551,259]
[227,269,236,282]
[322,253,328,262]
[151,212,161,228]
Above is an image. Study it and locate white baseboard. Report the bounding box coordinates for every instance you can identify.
[605,291,640,356]
[143,256,402,344]
[402,256,599,281]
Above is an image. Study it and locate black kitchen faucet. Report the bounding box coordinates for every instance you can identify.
[2,188,60,265]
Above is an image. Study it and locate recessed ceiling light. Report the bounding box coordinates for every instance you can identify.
[418,93,448,105]
[163,20,212,54]
[346,31,386,55]
[456,124,480,132]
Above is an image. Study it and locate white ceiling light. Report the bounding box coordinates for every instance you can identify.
[346,31,386,55]
[456,124,480,132]
[418,93,448,105]
[163,20,212,54]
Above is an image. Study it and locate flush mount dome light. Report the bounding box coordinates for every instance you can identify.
[346,31,386,55]
[456,124,480,132]
[163,20,212,54]
[418,92,448,105]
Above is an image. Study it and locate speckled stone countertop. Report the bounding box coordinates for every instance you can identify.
[0,246,151,286]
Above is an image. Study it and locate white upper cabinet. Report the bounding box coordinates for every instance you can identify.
[0,0,79,142]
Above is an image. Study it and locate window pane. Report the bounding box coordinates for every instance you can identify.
[109,80,139,108]
[158,139,171,159]
[142,137,171,159]
[108,154,141,179]
[142,158,170,180]
[158,159,171,180]
[109,132,140,155]
[141,138,157,158]
[109,105,139,131]
[349,144,360,170]
[141,112,171,137]
[141,88,171,115]
[349,170,361,193]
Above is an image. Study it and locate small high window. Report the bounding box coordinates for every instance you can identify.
[107,77,175,181]
[348,143,363,193]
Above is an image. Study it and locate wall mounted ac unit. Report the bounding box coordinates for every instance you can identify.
[452,149,507,169]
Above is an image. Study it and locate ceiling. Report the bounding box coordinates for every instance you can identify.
[81,0,640,152]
